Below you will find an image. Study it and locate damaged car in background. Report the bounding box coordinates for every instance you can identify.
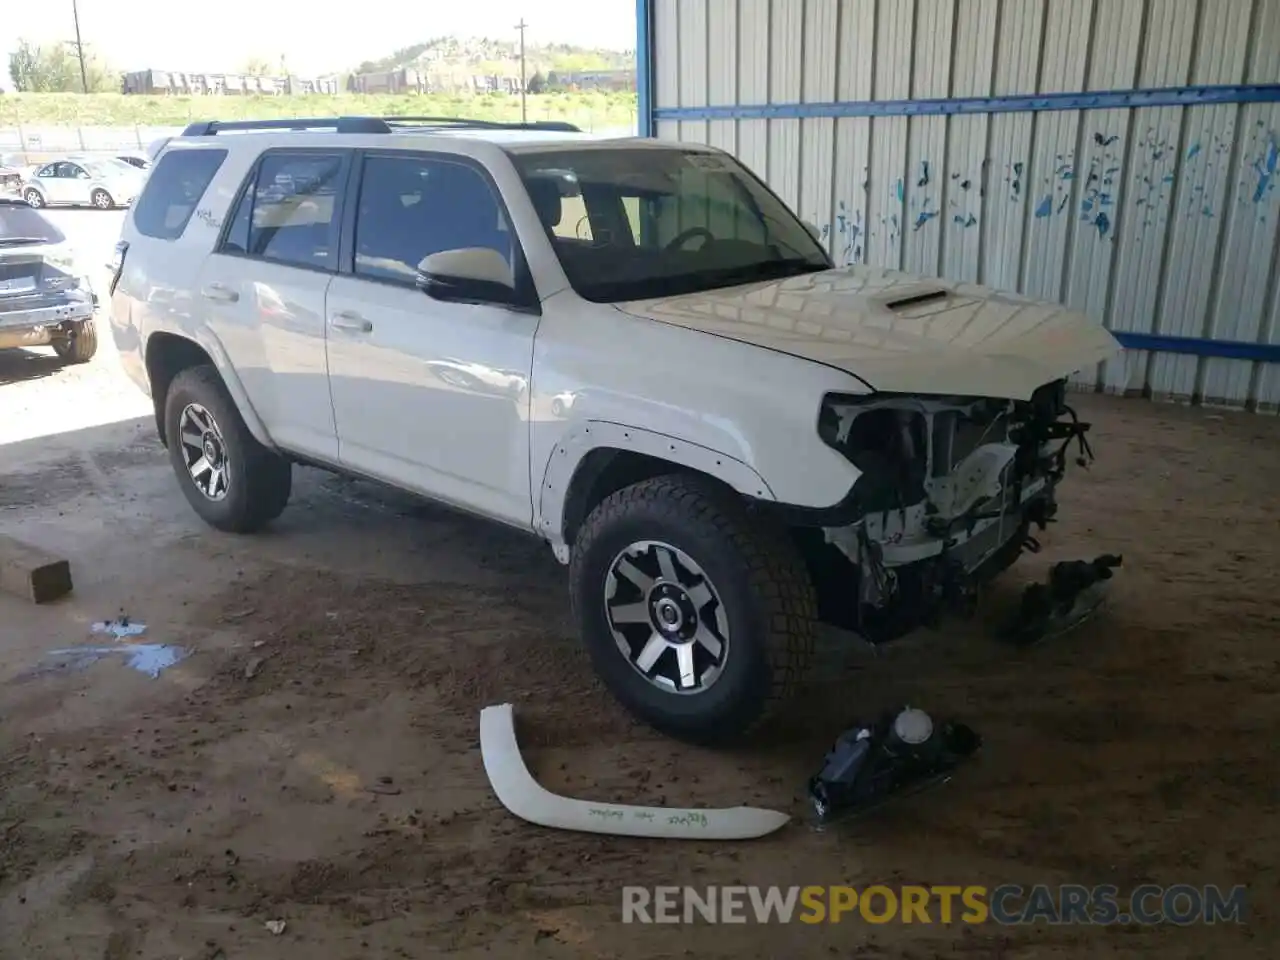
[0,198,98,362]
[109,125,1122,747]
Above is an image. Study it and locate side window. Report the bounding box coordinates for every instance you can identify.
[67,164,88,180]
[242,153,345,270]
[133,148,228,241]
[354,154,512,286]
[220,172,255,254]
[36,163,58,178]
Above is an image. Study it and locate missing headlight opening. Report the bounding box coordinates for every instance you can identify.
[799,380,1097,644]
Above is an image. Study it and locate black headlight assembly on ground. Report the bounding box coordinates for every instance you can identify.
[806,706,982,825]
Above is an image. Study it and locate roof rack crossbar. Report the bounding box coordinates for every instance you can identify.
[181,117,393,136]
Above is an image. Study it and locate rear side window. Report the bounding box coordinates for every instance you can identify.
[132,148,227,240]
[220,152,345,271]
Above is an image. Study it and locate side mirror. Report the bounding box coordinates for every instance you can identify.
[417,248,514,304]
[802,220,823,242]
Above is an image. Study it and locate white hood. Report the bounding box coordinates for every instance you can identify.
[617,265,1122,400]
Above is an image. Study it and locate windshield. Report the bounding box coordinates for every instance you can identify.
[0,201,66,245]
[511,147,831,302]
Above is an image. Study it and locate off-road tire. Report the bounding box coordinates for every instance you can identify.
[91,188,114,210]
[51,318,98,364]
[570,474,817,745]
[164,364,292,533]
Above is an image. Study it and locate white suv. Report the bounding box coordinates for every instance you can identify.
[108,116,1120,744]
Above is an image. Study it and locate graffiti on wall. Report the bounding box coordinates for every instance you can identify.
[813,121,1278,266]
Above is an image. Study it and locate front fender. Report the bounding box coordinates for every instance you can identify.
[535,421,777,550]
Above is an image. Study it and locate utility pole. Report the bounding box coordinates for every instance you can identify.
[515,18,528,123]
[70,0,89,93]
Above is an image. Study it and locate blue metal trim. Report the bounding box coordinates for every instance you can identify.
[636,0,654,137]
[1114,332,1280,363]
[652,83,1280,122]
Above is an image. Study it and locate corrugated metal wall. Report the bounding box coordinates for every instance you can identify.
[645,0,1280,410]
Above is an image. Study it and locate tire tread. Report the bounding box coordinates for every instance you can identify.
[570,473,816,741]
[167,364,291,533]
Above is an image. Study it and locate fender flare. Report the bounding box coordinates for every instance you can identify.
[479,703,790,840]
[535,420,776,552]
[147,328,277,451]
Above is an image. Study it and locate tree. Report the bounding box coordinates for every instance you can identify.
[526,71,546,94]
[8,38,117,93]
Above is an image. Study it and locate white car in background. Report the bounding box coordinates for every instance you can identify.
[20,156,144,210]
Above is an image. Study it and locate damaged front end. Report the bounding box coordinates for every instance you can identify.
[795,379,1096,644]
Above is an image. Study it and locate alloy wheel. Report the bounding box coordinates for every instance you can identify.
[178,402,231,501]
[604,540,730,694]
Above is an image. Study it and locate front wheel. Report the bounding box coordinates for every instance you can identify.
[50,318,98,364]
[569,474,817,745]
[23,188,44,208]
[163,364,292,533]
[91,189,114,210]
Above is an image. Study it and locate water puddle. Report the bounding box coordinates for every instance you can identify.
[30,617,187,679]
[42,643,186,679]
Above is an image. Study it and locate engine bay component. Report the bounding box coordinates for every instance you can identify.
[479,703,790,839]
[806,380,1098,644]
[806,706,981,824]
[1001,553,1123,646]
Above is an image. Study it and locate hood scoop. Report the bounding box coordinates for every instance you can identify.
[870,282,953,311]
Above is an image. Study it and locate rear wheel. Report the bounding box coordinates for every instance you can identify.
[570,474,817,745]
[163,365,292,533]
[23,188,44,208]
[91,189,114,210]
[50,318,98,364]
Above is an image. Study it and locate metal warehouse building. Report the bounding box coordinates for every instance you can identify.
[635,0,1280,410]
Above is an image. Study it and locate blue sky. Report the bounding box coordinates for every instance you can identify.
[3,0,635,77]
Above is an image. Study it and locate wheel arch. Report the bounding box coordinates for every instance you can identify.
[144,331,274,450]
[537,422,776,559]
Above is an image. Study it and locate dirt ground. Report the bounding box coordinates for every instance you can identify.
[1,326,1278,958]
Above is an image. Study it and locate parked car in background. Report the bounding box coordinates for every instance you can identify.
[0,198,98,362]
[0,157,23,196]
[20,156,145,210]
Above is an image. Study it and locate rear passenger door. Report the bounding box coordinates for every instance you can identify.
[324,150,540,527]
[197,148,351,460]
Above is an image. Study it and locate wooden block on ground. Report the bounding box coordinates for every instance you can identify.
[0,534,73,604]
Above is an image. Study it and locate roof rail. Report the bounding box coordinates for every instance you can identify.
[380,116,582,133]
[181,117,393,136]
[179,116,583,138]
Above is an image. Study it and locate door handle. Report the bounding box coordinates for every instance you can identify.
[331,310,373,333]
[200,283,239,303]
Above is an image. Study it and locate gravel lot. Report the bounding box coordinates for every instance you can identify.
[0,210,1277,959]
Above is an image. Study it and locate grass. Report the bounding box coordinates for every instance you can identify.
[0,91,639,131]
